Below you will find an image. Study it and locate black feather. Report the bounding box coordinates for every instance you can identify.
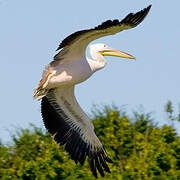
[89,153,98,178]
[95,155,104,177]
[99,154,111,173]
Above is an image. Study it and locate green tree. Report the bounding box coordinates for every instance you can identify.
[0,105,180,179]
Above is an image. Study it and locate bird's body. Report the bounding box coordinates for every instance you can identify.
[40,45,107,90]
[34,5,151,178]
[45,57,92,88]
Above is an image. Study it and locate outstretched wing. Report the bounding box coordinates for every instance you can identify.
[41,86,112,178]
[54,5,151,61]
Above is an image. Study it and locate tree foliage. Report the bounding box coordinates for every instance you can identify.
[0,105,180,179]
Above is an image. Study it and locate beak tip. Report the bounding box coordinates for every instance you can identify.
[130,57,136,60]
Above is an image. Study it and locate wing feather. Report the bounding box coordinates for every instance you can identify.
[41,86,112,178]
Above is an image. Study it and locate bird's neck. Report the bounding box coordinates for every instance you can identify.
[89,51,106,72]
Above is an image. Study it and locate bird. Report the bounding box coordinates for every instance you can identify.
[34,5,151,178]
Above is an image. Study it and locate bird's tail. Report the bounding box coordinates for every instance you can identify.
[34,70,55,100]
[33,86,49,100]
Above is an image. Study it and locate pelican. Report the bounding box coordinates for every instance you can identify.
[34,5,151,178]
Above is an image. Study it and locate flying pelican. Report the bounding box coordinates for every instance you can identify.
[34,5,151,178]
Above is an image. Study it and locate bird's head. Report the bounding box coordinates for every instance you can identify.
[90,43,136,60]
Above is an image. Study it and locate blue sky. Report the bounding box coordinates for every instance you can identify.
[1,0,180,142]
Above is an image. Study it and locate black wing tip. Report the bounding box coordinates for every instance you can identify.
[121,5,152,28]
[147,4,152,10]
[138,5,152,14]
[144,5,152,15]
[94,5,152,32]
[105,156,113,163]
[136,4,152,22]
[88,150,112,178]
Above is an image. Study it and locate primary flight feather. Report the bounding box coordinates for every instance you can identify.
[34,5,151,178]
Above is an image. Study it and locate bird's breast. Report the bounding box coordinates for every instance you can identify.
[48,59,93,88]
